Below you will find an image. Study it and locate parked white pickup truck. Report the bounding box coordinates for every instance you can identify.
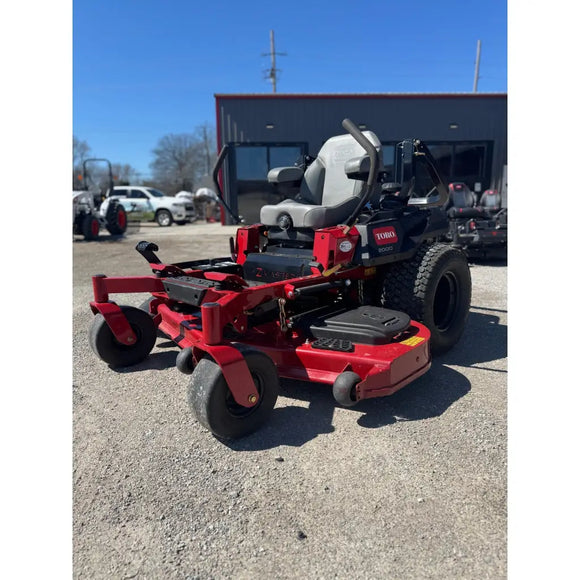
[102,186,195,226]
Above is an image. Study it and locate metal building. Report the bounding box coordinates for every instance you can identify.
[215,93,507,224]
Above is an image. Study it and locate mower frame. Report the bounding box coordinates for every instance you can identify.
[90,225,431,409]
[88,119,471,439]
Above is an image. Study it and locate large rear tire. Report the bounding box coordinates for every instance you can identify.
[105,202,128,235]
[188,348,279,440]
[378,242,471,355]
[82,214,100,240]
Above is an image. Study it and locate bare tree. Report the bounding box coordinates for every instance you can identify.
[111,163,139,186]
[149,124,217,194]
[73,136,92,189]
[73,136,91,166]
[195,122,216,177]
[149,133,198,193]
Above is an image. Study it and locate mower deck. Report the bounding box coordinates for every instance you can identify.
[90,251,432,409]
[152,300,431,401]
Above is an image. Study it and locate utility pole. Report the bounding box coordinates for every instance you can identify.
[263,30,286,93]
[473,39,482,92]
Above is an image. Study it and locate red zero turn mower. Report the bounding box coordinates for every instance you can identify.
[88,119,472,440]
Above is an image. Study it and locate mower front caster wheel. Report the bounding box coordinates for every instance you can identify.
[333,371,361,407]
[89,305,157,368]
[188,348,279,440]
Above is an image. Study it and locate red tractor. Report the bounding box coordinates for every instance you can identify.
[88,120,471,440]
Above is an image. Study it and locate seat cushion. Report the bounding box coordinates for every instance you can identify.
[260,197,359,230]
[447,206,485,219]
[261,130,382,229]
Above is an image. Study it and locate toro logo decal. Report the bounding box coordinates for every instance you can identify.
[373,226,398,245]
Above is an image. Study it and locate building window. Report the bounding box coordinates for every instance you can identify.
[234,144,307,181]
[382,145,396,178]
[230,142,308,225]
[412,155,440,198]
[269,146,304,170]
[426,144,453,182]
[453,144,486,183]
[425,141,491,190]
[380,140,492,191]
[235,146,268,180]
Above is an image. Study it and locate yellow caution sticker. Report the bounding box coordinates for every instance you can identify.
[400,336,425,347]
[322,264,342,277]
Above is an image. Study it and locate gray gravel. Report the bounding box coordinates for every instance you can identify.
[73,222,507,579]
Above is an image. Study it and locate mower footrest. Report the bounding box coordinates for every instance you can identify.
[311,338,354,352]
[162,276,222,306]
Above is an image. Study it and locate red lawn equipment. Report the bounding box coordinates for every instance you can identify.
[444,182,507,259]
[88,119,471,440]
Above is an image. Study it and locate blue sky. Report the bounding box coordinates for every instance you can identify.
[73,0,507,178]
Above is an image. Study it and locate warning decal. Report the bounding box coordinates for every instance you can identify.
[400,336,425,347]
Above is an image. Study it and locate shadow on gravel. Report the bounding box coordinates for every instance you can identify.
[468,257,507,267]
[223,379,336,451]
[112,350,177,373]
[224,363,471,450]
[355,363,471,429]
[73,235,127,244]
[442,309,507,368]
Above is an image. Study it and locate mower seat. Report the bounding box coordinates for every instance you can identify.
[260,131,383,230]
[479,190,502,214]
[446,187,483,219]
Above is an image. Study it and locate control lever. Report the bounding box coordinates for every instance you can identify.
[136,241,162,264]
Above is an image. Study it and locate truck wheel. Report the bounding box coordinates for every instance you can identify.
[105,202,128,235]
[333,371,361,407]
[188,348,279,440]
[156,209,173,227]
[82,214,100,240]
[378,242,471,356]
[89,305,157,368]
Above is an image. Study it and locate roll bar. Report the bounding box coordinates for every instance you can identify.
[406,140,449,208]
[341,119,380,228]
[212,145,243,225]
[341,120,449,215]
[82,158,114,194]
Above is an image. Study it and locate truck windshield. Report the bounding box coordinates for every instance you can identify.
[145,188,166,198]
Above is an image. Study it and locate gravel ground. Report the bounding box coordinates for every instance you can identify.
[72,221,507,579]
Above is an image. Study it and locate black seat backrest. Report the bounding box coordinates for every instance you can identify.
[479,190,501,210]
[448,183,476,208]
[445,183,482,219]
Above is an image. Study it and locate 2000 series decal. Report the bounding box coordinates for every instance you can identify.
[373,226,398,245]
